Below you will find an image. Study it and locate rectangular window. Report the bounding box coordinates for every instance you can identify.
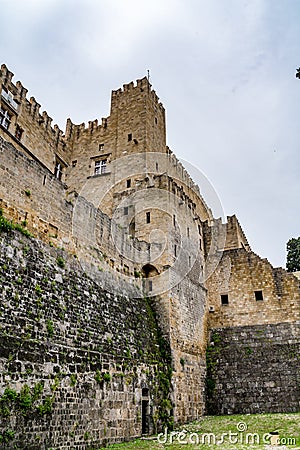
[255,290,263,301]
[15,125,23,141]
[199,238,202,250]
[127,179,131,188]
[124,206,128,215]
[146,212,151,223]
[99,143,104,150]
[174,244,177,257]
[54,161,63,181]
[1,88,18,110]
[221,294,229,305]
[189,256,191,267]
[173,214,176,226]
[0,106,12,130]
[187,227,190,237]
[148,280,153,291]
[72,160,77,167]
[95,159,107,175]
[128,133,132,141]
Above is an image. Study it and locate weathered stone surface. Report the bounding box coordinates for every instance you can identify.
[0,63,299,450]
[206,323,300,415]
[0,231,172,449]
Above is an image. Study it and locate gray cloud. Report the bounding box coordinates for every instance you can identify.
[1,0,299,267]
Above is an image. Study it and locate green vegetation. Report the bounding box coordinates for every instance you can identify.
[37,396,54,416]
[70,374,77,387]
[94,371,111,383]
[24,189,31,197]
[56,256,65,268]
[0,429,15,444]
[35,284,43,294]
[0,382,53,420]
[143,295,174,432]
[103,373,111,382]
[46,319,54,337]
[105,413,300,449]
[286,236,300,272]
[0,208,33,238]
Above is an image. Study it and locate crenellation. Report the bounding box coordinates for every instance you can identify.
[0,63,14,84]
[123,81,134,91]
[15,80,28,99]
[42,110,53,130]
[29,96,41,117]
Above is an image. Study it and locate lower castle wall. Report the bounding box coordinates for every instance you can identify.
[0,231,172,449]
[206,323,300,415]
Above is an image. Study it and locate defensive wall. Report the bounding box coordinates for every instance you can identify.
[0,64,299,449]
[0,229,173,449]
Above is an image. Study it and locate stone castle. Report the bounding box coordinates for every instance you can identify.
[0,63,299,449]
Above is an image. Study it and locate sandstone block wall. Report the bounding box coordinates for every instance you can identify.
[206,248,300,328]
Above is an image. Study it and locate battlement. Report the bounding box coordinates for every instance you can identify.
[0,64,66,140]
[0,64,71,174]
[111,76,165,113]
[226,215,251,251]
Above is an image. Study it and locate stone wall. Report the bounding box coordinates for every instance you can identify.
[0,135,209,430]
[0,136,154,283]
[206,248,300,328]
[0,230,173,449]
[206,323,300,415]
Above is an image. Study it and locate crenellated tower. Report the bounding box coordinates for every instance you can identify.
[109,77,166,158]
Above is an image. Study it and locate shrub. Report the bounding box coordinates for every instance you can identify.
[46,319,54,337]
[56,256,65,268]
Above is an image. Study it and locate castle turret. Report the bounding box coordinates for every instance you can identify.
[110,77,166,158]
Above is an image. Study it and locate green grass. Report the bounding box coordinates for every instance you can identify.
[105,413,300,449]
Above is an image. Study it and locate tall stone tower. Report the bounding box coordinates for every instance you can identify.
[66,78,210,423]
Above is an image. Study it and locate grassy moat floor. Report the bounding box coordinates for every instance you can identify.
[105,413,300,449]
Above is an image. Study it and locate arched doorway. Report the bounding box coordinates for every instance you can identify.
[141,264,159,278]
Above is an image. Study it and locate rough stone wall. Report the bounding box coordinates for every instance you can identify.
[1,62,300,433]
[0,230,172,449]
[206,323,300,415]
[0,126,211,427]
[206,248,300,328]
[168,274,207,424]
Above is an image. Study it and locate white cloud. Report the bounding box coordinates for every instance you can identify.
[0,0,299,267]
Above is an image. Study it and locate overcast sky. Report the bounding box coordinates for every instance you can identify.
[1,0,299,268]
